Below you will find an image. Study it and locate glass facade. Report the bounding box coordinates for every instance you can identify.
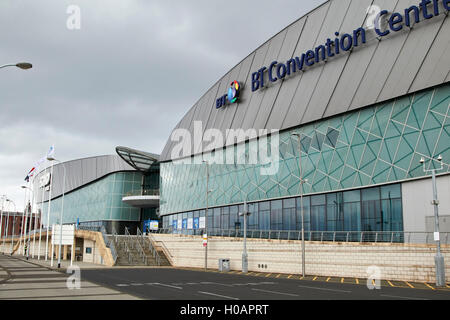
[39,171,144,226]
[162,183,403,234]
[160,84,450,220]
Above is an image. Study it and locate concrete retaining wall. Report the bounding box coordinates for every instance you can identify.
[152,234,450,283]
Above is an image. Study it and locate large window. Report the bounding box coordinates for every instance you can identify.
[282,198,296,230]
[166,184,403,239]
[270,200,282,230]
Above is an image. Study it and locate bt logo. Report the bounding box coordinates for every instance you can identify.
[216,81,241,109]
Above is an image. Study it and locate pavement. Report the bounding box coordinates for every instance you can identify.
[0,254,140,300]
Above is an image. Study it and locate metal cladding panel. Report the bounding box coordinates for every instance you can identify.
[193,83,221,155]
[264,17,307,130]
[251,29,289,133]
[234,41,271,133]
[82,157,97,184]
[284,0,351,127]
[228,53,257,132]
[220,53,256,136]
[349,0,416,111]
[410,15,450,92]
[159,0,450,162]
[324,0,399,118]
[160,115,184,161]
[378,12,446,101]
[67,159,83,192]
[306,0,373,122]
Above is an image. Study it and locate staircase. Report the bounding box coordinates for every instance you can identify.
[108,232,171,267]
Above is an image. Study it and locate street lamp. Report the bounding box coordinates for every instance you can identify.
[2,199,12,251]
[239,198,253,273]
[6,200,17,255]
[202,160,210,271]
[420,155,446,287]
[0,195,7,252]
[291,132,308,278]
[21,186,34,260]
[47,156,66,268]
[0,62,32,70]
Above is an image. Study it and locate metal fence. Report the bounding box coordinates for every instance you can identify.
[154,228,450,245]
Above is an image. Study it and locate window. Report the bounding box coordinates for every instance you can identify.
[248,202,259,230]
[270,200,282,230]
[296,196,310,231]
[229,206,239,230]
[213,208,221,230]
[221,207,229,230]
[259,202,270,230]
[282,198,296,230]
[311,195,326,231]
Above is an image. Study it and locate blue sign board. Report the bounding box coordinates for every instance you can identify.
[173,220,178,230]
[182,219,188,230]
[193,217,199,230]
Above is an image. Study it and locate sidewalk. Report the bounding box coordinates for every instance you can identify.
[0,254,141,300]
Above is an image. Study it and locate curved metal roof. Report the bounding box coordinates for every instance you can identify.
[160,0,450,162]
[116,146,160,172]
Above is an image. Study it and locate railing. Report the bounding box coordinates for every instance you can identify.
[124,189,160,197]
[135,227,148,265]
[100,225,118,264]
[154,228,450,245]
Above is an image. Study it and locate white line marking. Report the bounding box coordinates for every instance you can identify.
[297,285,352,293]
[252,288,299,297]
[148,283,183,290]
[198,291,239,300]
[116,284,129,287]
[130,283,144,286]
[380,294,429,300]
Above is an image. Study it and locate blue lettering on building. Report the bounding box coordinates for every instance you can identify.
[251,0,449,92]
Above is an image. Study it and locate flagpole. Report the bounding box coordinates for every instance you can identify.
[45,163,54,261]
[19,188,27,255]
[26,180,34,260]
[38,178,45,260]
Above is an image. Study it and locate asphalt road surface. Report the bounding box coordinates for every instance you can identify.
[80,267,450,300]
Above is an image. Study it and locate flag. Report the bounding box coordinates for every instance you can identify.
[47,145,55,158]
[24,167,36,182]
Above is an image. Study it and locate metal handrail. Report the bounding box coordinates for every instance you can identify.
[154,228,450,245]
[124,189,160,197]
[148,233,173,266]
[134,227,148,265]
[100,225,118,264]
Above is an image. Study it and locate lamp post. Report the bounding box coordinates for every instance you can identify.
[47,157,66,269]
[420,155,446,287]
[0,195,7,251]
[202,160,210,271]
[21,186,34,260]
[291,133,308,278]
[6,200,16,255]
[239,198,252,273]
[3,199,11,250]
[0,63,32,70]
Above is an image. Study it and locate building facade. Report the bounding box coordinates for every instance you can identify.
[33,154,160,234]
[158,0,450,236]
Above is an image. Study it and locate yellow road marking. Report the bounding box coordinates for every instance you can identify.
[341,278,344,283]
[313,276,318,281]
[387,281,395,287]
[355,278,359,285]
[265,273,272,278]
[424,283,435,290]
[326,277,331,282]
[276,274,281,278]
[288,275,292,279]
[405,281,414,289]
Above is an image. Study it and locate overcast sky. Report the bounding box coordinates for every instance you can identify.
[0,0,324,211]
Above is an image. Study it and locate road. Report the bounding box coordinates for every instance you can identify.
[80,267,450,300]
[1,254,449,300]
